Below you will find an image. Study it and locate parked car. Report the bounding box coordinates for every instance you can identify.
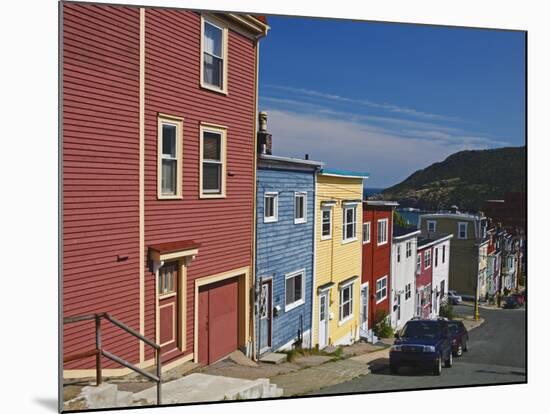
[503,296,520,309]
[511,292,525,306]
[447,290,463,305]
[446,320,469,356]
[390,319,453,376]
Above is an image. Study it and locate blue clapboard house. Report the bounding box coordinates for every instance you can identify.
[255,112,323,356]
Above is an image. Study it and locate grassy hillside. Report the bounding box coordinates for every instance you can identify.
[382,146,526,211]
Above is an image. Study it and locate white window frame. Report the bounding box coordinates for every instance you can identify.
[263,192,278,223]
[427,220,437,233]
[405,283,411,300]
[397,245,401,263]
[342,206,357,243]
[443,245,446,263]
[362,221,371,244]
[294,192,307,224]
[321,207,332,240]
[200,15,228,94]
[406,241,412,258]
[338,281,354,324]
[199,123,227,198]
[284,269,306,312]
[416,253,422,274]
[157,114,184,200]
[376,276,388,304]
[458,222,468,239]
[377,218,389,246]
[435,247,439,267]
[424,249,432,269]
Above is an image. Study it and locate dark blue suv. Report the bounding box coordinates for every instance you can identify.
[390,319,453,375]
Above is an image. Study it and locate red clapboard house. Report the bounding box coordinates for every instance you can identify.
[62,2,268,378]
[361,201,398,339]
[415,240,434,318]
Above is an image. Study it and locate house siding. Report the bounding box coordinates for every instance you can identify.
[255,166,316,352]
[312,175,363,347]
[416,246,433,318]
[390,236,418,330]
[431,239,451,317]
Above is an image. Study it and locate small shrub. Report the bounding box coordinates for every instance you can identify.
[503,287,511,296]
[373,310,394,338]
[439,303,455,320]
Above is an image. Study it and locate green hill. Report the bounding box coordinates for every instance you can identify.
[382,146,526,211]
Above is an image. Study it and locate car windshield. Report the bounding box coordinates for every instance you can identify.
[401,322,440,339]
[447,322,460,333]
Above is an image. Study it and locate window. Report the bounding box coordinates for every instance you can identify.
[458,222,468,239]
[264,192,278,223]
[200,125,226,197]
[405,283,411,300]
[158,262,177,296]
[157,115,183,199]
[440,280,445,297]
[294,192,307,224]
[363,222,371,243]
[442,245,446,263]
[397,245,401,262]
[321,208,332,239]
[376,276,388,303]
[377,218,388,245]
[201,17,227,92]
[435,247,439,267]
[285,270,305,311]
[339,283,354,322]
[427,220,437,233]
[424,250,432,269]
[343,206,357,242]
[416,253,421,274]
[406,241,412,258]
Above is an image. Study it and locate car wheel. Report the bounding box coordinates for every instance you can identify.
[433,356,442,375]
[456,344,463,357]
[445,351,453,368]
[464,340,469,352]
[389,363,399,375]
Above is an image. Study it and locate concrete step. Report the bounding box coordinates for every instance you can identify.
[80,383,118,409]
[116,391,134,407]
[259,352,287,364]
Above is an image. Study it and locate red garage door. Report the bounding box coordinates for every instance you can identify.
[198,277,239,365]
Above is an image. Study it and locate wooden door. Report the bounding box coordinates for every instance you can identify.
[158,262,179,361]
[258,280,272,353]
[318,292,329,349]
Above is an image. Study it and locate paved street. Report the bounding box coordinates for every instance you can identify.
[309,305,526,395]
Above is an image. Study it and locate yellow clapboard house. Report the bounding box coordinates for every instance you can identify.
[312,169,368,348]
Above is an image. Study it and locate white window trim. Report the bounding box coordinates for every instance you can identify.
[427,220,437,233]
[362,221,371,244]
[294,192,307,224]
[375,275,388,304]
[377,218,389,246]
[424,250,432,269]
[458,222,468,239]
[321,207,332,240]
[405,283,412,301]
[157,114,184,200]
[338,280,355,325]
[406,241,412,258]
[342,206,358,244]
[263,192,278,223]
[200,15,228,95]
[199,123,227,198]
[397,245,401,262]
[284,269,306,312]
[416,253,422,274]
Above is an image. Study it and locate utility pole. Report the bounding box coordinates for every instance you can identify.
[474,244,480,321]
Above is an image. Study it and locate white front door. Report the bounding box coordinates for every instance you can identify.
[318,292,329,349]
[360,284,369,336]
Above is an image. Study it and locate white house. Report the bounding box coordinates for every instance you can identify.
[429,234,453,317]
[390,226,421,330]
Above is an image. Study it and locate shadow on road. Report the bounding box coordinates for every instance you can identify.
[368,358,437,377]
[475,369,526,376]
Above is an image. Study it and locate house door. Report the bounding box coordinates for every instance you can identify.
[318,292,329,349]
[198,277,239,366]
[360,284,369,336]
[258,280,272,353]
[158,262,180,362]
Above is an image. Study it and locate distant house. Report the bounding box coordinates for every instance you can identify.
[486,224,502,299]
[484,192,526,237]
[312,169,368,348]
[390,226,420,330]
[418,208,488,300]
[361,201,397,340]
[255,113,323,355]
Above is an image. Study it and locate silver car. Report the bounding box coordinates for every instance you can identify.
[448,290,462,305]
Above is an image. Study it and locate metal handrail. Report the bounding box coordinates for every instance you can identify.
[64,312,162,405]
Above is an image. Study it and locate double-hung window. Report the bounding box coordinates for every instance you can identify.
[397,245,401,263]
[424,250,432,269]
[339,282,354,322]
[377,218,388,245]
[376,276,388,303]
[158,115,183,199]
[442,245,446,263]
[200,125,226,197]
[343,206,357,242]
[458,222,468,239]
[294,192,307,224]
[435,247,439,267]
[406,241,412,258]
[363,222,371,244]
[321,208,332,239]
[201,17,227,93]
[427,220,437,233]
[264,192,278,223]
[285,270,305,311]
[416,253,422,274]
[405,283,411,300]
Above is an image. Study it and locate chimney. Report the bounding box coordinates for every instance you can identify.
[257,111,272,155]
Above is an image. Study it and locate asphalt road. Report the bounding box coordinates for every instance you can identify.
[309,305,526,395]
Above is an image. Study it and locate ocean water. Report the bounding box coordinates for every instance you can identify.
[363,187,385,198]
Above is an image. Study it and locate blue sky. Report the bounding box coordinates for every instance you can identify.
[258,17,525,188]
